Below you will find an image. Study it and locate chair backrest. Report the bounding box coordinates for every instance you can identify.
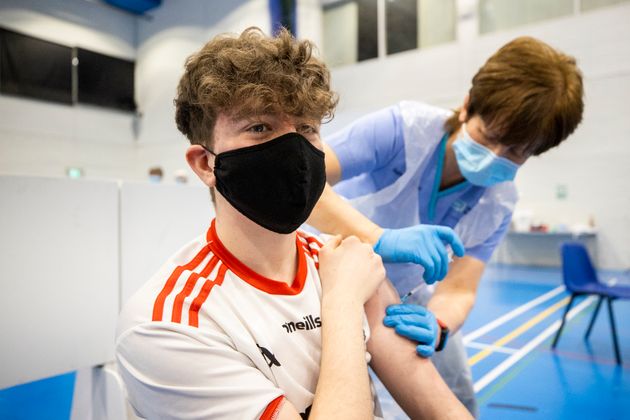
[561,242,598,292]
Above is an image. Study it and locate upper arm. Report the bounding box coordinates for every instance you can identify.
[268,397,304,420]
[363,280,472,419]
[363,280,437,393]
[324,106,404,182]
[364,279,401,335]
[116,323,286,420]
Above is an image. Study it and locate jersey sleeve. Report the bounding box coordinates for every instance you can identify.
[116,322,284,420]
[326,105,405,181]
[466,212,512,263]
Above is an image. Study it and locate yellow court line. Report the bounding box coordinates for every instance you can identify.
[468,296,570,367]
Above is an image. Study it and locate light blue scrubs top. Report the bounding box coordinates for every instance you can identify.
[328,105,511,263]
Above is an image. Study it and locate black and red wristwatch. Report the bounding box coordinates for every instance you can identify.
[435,318,450,352]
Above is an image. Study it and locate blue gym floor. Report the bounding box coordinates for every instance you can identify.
[2,265,629,419]
[375,265,630,419]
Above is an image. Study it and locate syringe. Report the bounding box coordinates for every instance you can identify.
[400,247,455,303]
[401,284,424,303]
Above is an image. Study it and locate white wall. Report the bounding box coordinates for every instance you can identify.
[297,0,324,50]
[324,2,630,270]
[0,0,138,180]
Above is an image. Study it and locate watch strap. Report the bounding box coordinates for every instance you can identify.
[435,318,450,352]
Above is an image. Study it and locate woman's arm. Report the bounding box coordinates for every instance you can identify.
[428,256,484,333]
[307,181,384,245]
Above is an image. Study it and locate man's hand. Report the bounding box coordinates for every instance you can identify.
[373,225,465,284]
[318,235,386,304]
[383,304,441,358]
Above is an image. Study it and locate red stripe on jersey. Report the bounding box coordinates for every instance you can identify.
[171,255,219,323]
[152,245,211,322]
[301,246,320,270]
[260,395,284,420]
[188,263,228,327]
[297,231,323,248]
[298,232,322,263]
[301,244,319,260]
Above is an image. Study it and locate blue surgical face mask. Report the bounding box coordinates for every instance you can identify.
[452,123,520,187]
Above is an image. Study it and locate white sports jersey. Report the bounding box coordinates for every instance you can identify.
[116,220,375,420]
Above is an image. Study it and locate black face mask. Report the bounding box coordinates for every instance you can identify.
[204,132,326,234]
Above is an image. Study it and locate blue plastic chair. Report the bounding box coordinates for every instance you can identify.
[551,242,630,364]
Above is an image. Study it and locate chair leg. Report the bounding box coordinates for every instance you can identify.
[585,295,604,341]
[606,297,622,365]
[552,294,577,349]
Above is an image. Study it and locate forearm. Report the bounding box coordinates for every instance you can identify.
[428,256,484,333]
[307,184,383,245]
[366,281,472,419]
[427,288,475,334]
[310,296,373,419]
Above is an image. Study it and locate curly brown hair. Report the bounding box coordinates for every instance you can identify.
[444,36,584,156]
[175,27,338,147]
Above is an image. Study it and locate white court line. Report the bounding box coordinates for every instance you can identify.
[463,285,565,344]
[466,341,518,355]
[473,296,595,393]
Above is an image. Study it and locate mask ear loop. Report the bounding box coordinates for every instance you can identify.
[200,144,217,173]
[200,144,217,156]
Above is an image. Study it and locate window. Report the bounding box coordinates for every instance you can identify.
[0,28,72,104]
[418,0,456,49]
[77,48,136,112]
[322,0,378,67]
[357,0,379,61]
[386,0,456,56]
[581,0,630,11]
[479,0,573,34]
[386,0,418,55]
[323,1,358,67]
[0,28,136,112]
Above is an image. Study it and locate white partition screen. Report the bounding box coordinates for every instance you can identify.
[0,176,119,389]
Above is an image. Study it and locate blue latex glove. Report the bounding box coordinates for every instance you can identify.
[383,304,440,358]
[373,225,465,284]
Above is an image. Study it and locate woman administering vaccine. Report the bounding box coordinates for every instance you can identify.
[307,36,584,416]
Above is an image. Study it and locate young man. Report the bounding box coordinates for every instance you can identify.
[116,28,471,419]
[308,37,585,415]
